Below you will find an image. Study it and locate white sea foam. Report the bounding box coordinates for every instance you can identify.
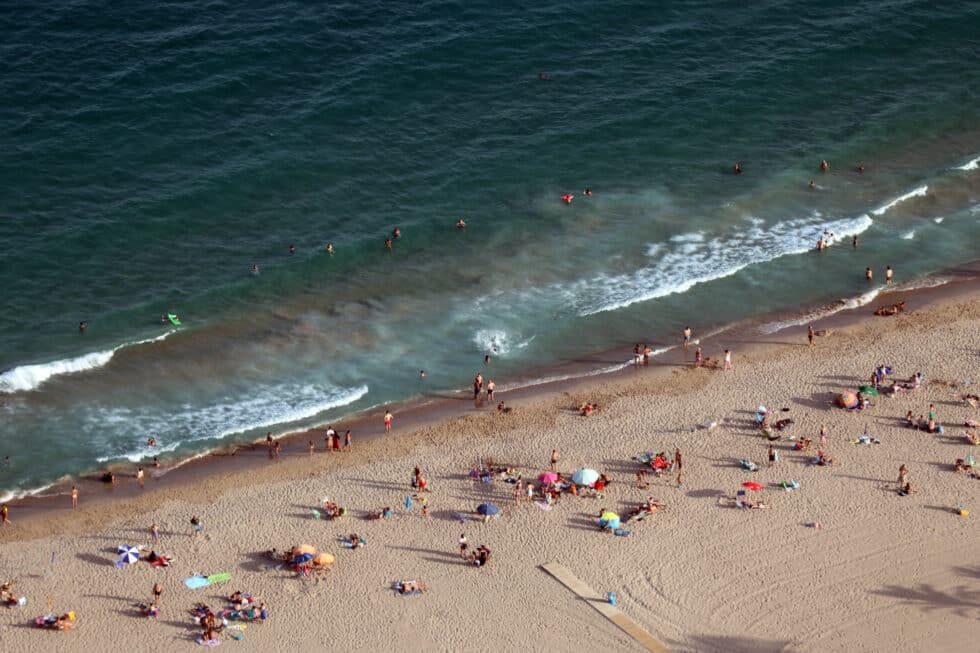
[0,477,69,504]
[871,185,928,216]
[575,212,873,316]
[758,288,883,335]
[91,383,368,464]
[954,155,979,171]
[901,230,916,240]
[472,329,534,356]
[0,329,176,394]
[933,217,944,224]
[497,348,671,393]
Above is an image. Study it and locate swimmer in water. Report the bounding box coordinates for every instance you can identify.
[326,243,334,254]
[583,188,593,196]
[734,162,742,175]
[251,263,259,274]
[419,370,425,380]
[561,193,573,204]
[384,238,392,250]
[289,244,296,254]
[484,354,491,365]
[79,321,87,333]
[147,437,156,447]
[820,160,828,172]
[393,227,401,239]
[857,164,864,173]
[456,219,466,229]
[809,180,815,189]
[538,72,547,80]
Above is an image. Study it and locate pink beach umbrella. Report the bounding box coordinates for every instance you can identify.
[539,472,558,484]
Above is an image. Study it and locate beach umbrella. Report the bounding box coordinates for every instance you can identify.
[539,472,558,484]
[405,495,412,510]
[572,468,600,486]
[292,552,314,565]
[836,391,858,409]
[600,511,619,522]
[858,386,880,397]
[312,552,335,566]
[291,544,316,558]
[115,545,140,567]
[476,503,500,516]
[742,482,765,491]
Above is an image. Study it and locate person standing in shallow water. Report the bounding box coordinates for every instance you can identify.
[384,410,393,433]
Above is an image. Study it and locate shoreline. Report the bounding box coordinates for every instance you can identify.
[2,260,978,541]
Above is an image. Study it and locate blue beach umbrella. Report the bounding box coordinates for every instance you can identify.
[476,503,499,516]
[572,468,600,486]
[115,545,141,568]
[292,552,315,565]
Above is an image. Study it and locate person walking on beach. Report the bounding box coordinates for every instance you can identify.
[898,464,908,487]
[150,522,160,542]
[885,266,893,284]
[820,423,827,447]
[643,344,652,365]
[71,485,78,509]
[723,350,733,370]
[486,379,495,401]
[550,449,559,472]
[273,440,281,459]
[808,325,815,346]
[767,445,777,467]
[459,533,468,558]
[191,515,202,536]
[308,439,315,457]
[344,430,352,451]
[152,582,162,604]
[674,448,683,485]
[694,346,702,368]
[683,326,692,348]
[137,466,145,488]
[413,465,421,488]
[1,503,10,525]
[384,410,393,433]
[266,432,274,450]
[633,344,641,366]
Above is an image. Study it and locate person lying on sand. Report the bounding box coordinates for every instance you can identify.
[579,402,597,416]
[735,499,769,510]
[395,580,427,594]
[813,450,835,466]
[954,459,971,473]
[367,507,394,520]
[794,437,813,451]
[966,432,980,445]
[874,301,906,316]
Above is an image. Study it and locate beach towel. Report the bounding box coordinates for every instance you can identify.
[739,459,759,472]
[184,576,210,590]
[780,480,800,491]
[196,637,221,647]
[613,528,631,537]
[534,501,553,511]
[207,573,232,585]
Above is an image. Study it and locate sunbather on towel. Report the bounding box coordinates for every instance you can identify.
[735,499,770,510]
[396,581,427,594]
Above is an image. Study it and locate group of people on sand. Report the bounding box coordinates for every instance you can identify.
[190,594,266,644]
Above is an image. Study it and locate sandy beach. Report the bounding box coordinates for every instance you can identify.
[1,286,979,653]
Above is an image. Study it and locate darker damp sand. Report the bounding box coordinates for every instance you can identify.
[1,261,977,542]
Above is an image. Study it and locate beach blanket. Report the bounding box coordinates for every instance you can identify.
[534,501,553,511]
[207,573,231,585]
[184,576,209,590]
[613,528,632,537]
[196,636,221,647]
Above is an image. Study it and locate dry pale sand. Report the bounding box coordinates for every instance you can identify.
[1,291,978,653]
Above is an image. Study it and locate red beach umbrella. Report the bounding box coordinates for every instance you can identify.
[742,481,764,491]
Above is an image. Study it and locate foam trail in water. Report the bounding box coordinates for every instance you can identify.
[576,212,873,316]
[472,329,534,356]
[0,330,176,394]
[901,230,915,240]
[871,185,928,216]
[933,217,944,224]
[92,383,368,463]
[954,155,979,171]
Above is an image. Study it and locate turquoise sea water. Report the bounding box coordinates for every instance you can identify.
[1,1,979,499]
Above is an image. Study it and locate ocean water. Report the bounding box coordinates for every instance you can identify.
[1,1,979,500]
